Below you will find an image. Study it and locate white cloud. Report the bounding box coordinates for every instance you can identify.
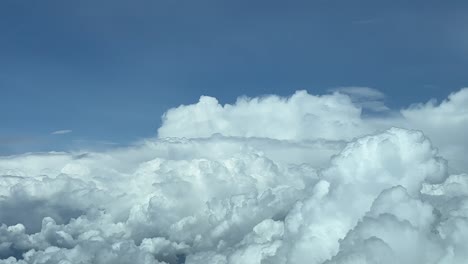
[330,87,385,100]
[157,90,375,141]
[51,130,72,135]
[399,88,468,172]
[157,88,468,172]
[329,87,389,112]
[1,88,468,263]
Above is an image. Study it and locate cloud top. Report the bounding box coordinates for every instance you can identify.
[158,90,369,141]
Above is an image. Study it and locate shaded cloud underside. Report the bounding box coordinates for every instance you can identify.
[1,88,468,264]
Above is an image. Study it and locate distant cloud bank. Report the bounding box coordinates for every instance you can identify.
[1,88,468,263]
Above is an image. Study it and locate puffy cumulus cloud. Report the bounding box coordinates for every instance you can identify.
[158,87,468,172]
[399,88,468,172]
[0,136,322,264]
[157,91,375,141]
[1,88,468,264]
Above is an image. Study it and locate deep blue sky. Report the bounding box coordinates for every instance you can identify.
[1,0,468,153]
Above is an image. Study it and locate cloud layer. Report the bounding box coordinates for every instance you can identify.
[1,88,468,264]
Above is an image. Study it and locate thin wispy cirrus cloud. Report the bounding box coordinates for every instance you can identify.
[50,130,73,135]
[329,87,390,112]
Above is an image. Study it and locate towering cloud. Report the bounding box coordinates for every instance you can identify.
[1,88,468,263]
[158,88,468,172]
[157,91,372,141]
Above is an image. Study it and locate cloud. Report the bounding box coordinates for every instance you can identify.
[157,87,468,172]
[329,87,389,112]
[51,130,72,135]
[157,90,374,141]
[399,88,468,172]
[330,87,385,99]
[1,88,468,263]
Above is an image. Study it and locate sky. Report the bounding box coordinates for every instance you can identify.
[1,0,468,154]
[3,2,468,263]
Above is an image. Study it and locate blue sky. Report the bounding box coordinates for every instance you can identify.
[1,0,468,154]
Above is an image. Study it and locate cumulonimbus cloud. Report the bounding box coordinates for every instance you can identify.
[1,88,468,264]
